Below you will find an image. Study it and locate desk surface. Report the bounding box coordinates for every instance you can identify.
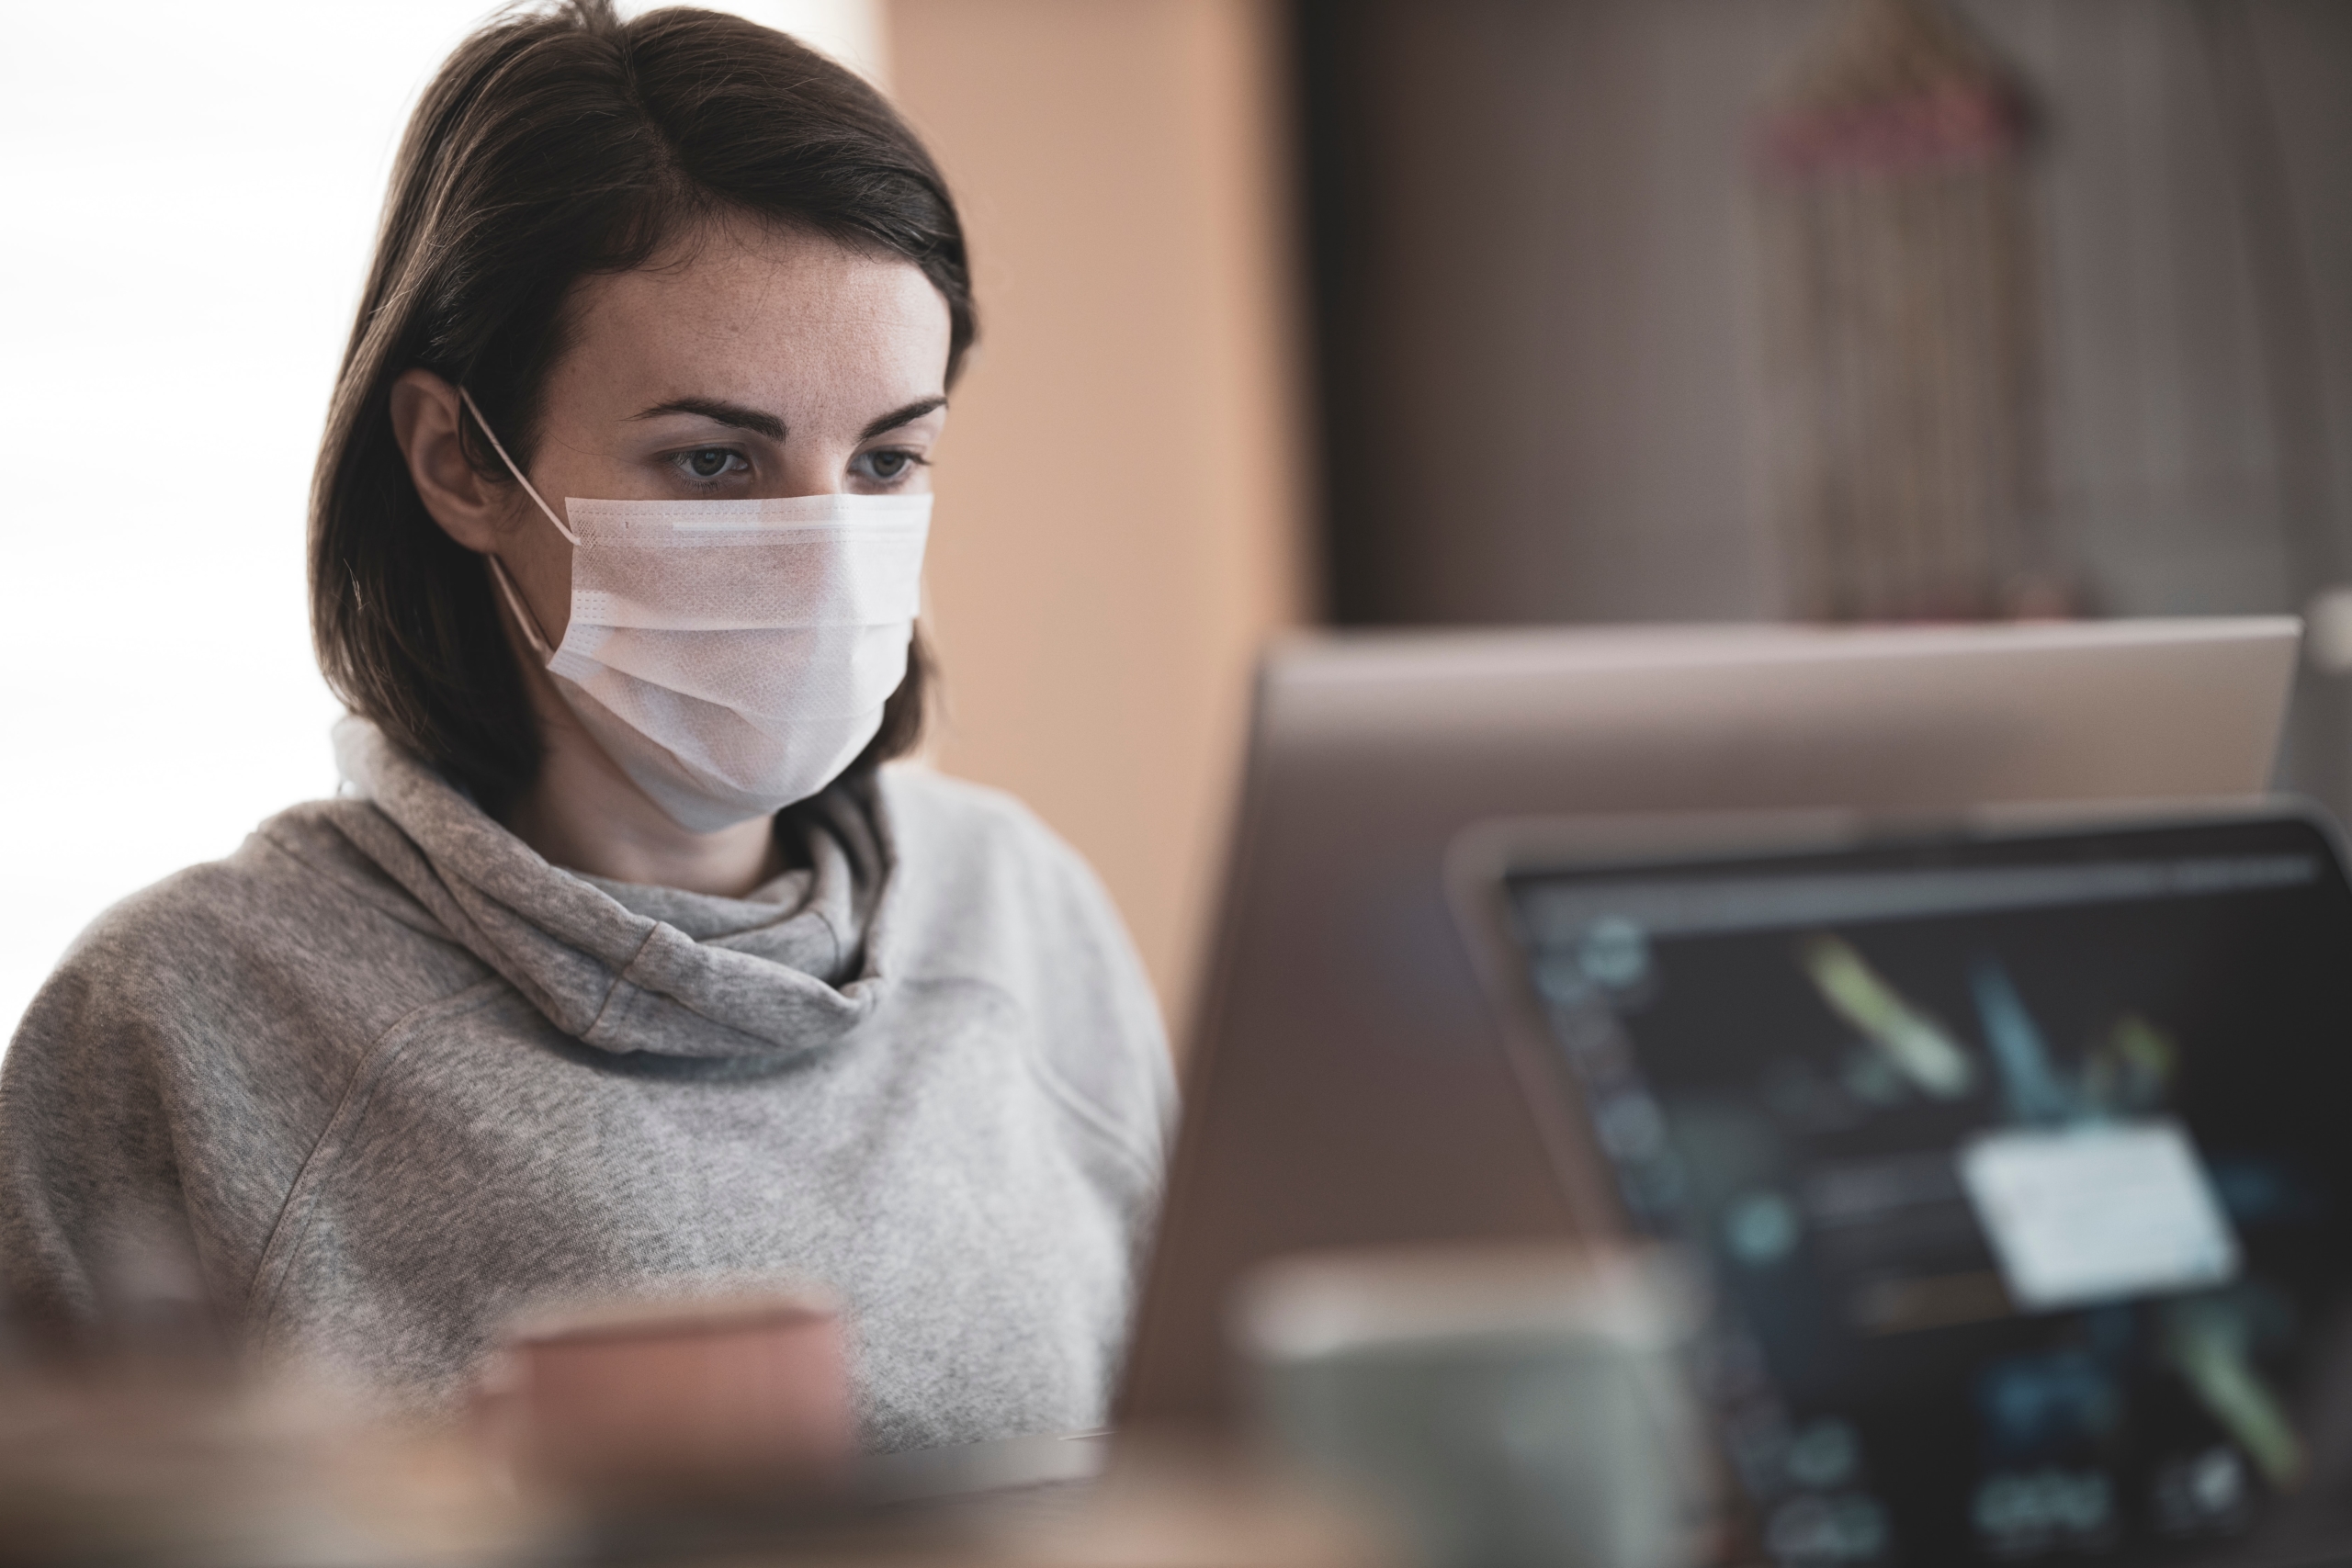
[0,1372,1390,1568]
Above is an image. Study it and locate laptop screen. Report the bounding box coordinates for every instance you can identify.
[1502,814,2352,1568]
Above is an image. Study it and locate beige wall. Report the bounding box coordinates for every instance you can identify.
[888,0,1316,1043]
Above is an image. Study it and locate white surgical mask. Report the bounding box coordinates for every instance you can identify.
[461,389,930,832]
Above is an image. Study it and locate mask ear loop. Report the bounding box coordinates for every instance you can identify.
[458,387,579,544]
[458,386,576,666]
[483,552,560,667]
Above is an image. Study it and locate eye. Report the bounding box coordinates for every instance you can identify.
[673,446,748,483]
[854,447,927,484]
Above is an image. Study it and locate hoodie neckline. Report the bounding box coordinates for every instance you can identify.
[320,718,896,1060]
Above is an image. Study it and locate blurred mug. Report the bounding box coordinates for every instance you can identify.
[476,1286,854,1503]
[1235,1245,1713,1568]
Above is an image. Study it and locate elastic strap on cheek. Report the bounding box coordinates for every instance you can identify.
[485,554,559,667]
[458,386,581,545]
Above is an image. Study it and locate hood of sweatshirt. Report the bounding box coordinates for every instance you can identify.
[320,718,892,1059]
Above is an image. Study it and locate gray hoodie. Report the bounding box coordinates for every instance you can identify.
[0,721,1172,1450]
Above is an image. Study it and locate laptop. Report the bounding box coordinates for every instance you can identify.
[1118,617,2301,1427]
[1444,803,2352,1568]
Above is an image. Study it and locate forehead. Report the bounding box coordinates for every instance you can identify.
[559,221,951,401]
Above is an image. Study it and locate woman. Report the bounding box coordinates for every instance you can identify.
[0,2,1171,1450]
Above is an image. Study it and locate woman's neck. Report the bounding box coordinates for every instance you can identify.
[500,665,783,897]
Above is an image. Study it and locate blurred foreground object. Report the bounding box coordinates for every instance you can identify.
[476,1287,854,1505]
[0,1344,1379,1568]
[1753,0,2053,621]
[0,1363,536,1568]
[572,1435,1391,1568]
[1235,1245,1715,1568]
[797,1438,1391,1568]
[0,1212,533,1564]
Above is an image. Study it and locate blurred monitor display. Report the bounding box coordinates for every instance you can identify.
[1114,620,2295,1429]
[1120,617,2301,1427]
[1486,809,2352,1568]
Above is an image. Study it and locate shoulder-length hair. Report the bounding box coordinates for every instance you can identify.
[311,0,972,815]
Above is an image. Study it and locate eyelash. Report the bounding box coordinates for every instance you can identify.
[672,447,750,488]
[854,448,930,485]
[665,446,931,489]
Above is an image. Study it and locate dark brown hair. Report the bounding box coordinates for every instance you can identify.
[311,0,972,815]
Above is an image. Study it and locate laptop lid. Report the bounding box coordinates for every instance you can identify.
[1119,618,2301,1429]
[1451,804,2352,1568]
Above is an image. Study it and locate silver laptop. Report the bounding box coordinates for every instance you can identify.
[1119,617,2301,1427]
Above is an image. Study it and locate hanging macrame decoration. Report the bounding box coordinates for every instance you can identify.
[1752,0,2051,621]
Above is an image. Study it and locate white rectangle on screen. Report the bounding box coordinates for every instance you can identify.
[1959,1121,2239,1312]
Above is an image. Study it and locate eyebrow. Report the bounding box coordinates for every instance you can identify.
[860,396,947,441]
[629,398,786,439]
[627,394,946,445]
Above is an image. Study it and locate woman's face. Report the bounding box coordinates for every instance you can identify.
[403,219,954,649]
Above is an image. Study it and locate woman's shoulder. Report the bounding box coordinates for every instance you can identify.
[52,819,331,994]
[877,762,1057,846]
[17,798,487,1060]
[874,765,1175,1168]
[876,765,1108,907]
[61,805,405,964]
[876,767,1159,972]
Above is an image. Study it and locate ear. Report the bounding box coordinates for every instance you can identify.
[390,367,510,555]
